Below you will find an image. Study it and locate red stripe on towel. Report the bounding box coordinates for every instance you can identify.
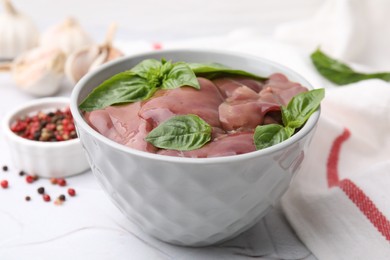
[327,128,350,188]
[327,128,390,241]
[339,179,390,241]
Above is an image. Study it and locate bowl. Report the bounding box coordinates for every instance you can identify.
[2,97,90,178]
[70,49,320,246]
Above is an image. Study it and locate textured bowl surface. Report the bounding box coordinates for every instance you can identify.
[70,49,320,246]
[2,97,90,178]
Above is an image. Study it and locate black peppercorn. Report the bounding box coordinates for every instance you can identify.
[37,187,45,194]
[59,194,66,201]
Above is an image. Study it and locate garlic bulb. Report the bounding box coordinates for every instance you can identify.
[12,47,66,96]
[0,62,11,72]
[65,23,124,84]
[41,17,93,55]
[0,0,39,58]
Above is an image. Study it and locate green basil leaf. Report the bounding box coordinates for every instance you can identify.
[189,63,266,81]
[161,62,200,90]
[281,88,324,129]
[79,59,269,112]
[254,89,324,150]
[131,59,163,79]
[145,114,212,151]
[189,62,230,71]
[132,59,199,90]
[79,72,155,112]
[311,49,390,85]
[254,124,293,150]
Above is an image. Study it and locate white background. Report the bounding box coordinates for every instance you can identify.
[8,0,323,40]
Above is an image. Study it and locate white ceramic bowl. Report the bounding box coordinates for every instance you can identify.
[2,97,90,178]
[70,50,320,246]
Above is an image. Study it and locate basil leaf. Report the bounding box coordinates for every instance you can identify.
[132,59,199,90]
[311,49,390,85]
[189,63,266,81]
[131,59,163,79]
[161,62,200,90]
[145,114,212,151]
[79,59,267,112]
[254,89,324,150]
[254,124,293,150]
[79,72,155,112]
[189,62,230,71]
[79,59,200,111]
[281,88,324,129]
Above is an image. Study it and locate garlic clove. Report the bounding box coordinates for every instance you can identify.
[88,45,123,72]
[65,23,124,84]
[0,62,11,72]
[65,45,102,84]
[88,47,109,69]
[0,0,39,58]
[41,17,93,56]
[12,47,66,97]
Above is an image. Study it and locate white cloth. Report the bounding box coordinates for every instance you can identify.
[275,0,390,259]
[275,0,390,70]
[282,82,390,260]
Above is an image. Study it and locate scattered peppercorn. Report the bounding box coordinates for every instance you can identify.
[10,107,77,142]
[26,175,35,183]
[50,178,58,185]
[1,180,8,188]
[57,178,67,187]
[37,187,45,194]
[54,198,63,205]
[68,188,76,196]
[2,166,79,206]
[43,194,51,202]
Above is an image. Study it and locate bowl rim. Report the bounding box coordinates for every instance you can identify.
[70,49,321,164]
[2,97,81,148]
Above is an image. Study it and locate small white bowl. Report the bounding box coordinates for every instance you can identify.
[2,97,90,178]
[71,49,320,246]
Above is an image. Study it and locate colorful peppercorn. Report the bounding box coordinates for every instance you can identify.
[37,187,45,194]
[54,199,63,205]
[59,194,66,201]
[57,178,67,187]
[25,175,35,183]
[3,166,79,206]
[43,194,51,202]
[1,180,8,188]
[54,195,66,205]
[67,188,76,196]
[10,107,77,142]
[50,178,58,184]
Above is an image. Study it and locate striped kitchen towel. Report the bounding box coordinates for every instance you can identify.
[281,81,390,259]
